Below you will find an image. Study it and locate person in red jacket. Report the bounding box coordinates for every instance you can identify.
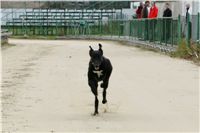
[148,2,158,41]
[149,2,158,18]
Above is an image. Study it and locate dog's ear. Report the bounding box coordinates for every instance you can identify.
[98,43,103,56]
[89,46,93,57]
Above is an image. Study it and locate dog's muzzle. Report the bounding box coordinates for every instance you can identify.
[94,66,100,70]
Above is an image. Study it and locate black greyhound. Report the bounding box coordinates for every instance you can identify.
[88,44,112,115]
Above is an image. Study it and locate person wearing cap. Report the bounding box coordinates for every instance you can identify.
[162,3,172,43]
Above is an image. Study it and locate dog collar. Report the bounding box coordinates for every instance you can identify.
[93,70,103,78]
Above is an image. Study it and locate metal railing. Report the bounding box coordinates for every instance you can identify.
[129,18,179,46]
[1,18,179,45]
[1,13,200,47]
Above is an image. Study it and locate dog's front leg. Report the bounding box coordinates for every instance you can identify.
[94,96,99,115]
[101,80,108,104]
[101,70,112,104]
[102,88,107,104]
[89,80,99,115]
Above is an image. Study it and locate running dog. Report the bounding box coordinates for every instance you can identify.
[88,44,112,115]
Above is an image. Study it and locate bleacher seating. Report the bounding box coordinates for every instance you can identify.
[6,9,117,26]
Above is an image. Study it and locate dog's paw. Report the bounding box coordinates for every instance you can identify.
[92,111,99,116]
[102,99,107,104]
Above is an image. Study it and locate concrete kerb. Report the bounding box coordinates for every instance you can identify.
[56,35,177,53]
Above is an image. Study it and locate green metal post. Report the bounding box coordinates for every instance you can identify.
[165,18,167,45]
[159,18,162,43]
[178,14,182,45]
[12,8,14,35]
[197,12,200,44]
[39,1,42,35]
[170,18,173,46]
[64,9,66,35]
[100,9,103,35]
[120,8,122,19]
[129,20,131,38]
[25,1,27,35]
[153,19,155,42]
[46,2,49,36]
[118,20,120,37]
[186,13,191,47]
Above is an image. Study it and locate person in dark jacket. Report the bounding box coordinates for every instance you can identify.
[185,3,192,40]
[142,1,150,18]
[142,1,150,40]
[162,3,172,43]
[163,3,172,17]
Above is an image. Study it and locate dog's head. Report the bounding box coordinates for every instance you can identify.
[89,43,103,70]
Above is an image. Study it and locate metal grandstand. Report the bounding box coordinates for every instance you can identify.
[1,1,131,35]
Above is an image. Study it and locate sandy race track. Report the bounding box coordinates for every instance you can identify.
[1,39,199,132]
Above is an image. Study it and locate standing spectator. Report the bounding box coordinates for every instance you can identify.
[185,3,192,42]
[136,2,143,19]
[142,1,150,40]
[162,3,172,43]
[182,3,191,38]
[163,3,172,17]
[186,3,190,23]
[149,2,158,18]
[142,1,150,18]
[148,2,158,41]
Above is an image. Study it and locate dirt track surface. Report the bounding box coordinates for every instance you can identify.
[1,39,199,132]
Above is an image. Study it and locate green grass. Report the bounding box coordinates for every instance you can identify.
[10,35,58,40]
[1,41,8,46]
[170,39,200,65]
[1,41,16,50]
